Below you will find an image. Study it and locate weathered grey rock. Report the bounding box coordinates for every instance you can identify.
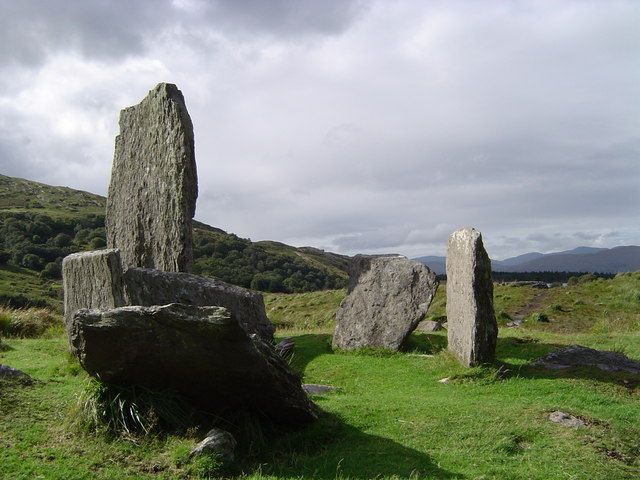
[123,267,274,341]
[549,411,587,428]
[62,249,126,326]
[416,320,443,332]
[531,345,640,374]
[106,83,198,272]
[190,428,237,462]
[275,337,295,358]
[68,304,316,426]
[446,228,498,366]
[0,364,32,384]
[302,384,336,395]
[332,255,438,351]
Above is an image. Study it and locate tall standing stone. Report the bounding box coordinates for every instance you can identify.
[106,83,198,272]
[446,228,497,366]
[332,255,438,351]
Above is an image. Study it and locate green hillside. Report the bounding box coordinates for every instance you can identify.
[2,274,640,479]
[0,174,348,306]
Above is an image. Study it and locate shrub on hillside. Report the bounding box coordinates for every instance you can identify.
[0,307,62,337]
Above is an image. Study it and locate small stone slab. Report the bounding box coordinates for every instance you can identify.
[549,411,587,428]
[531,345,640,374]
[446,228,497,367]
[275,337,295,358]
[62,249,126,326]
[332,255,438,351]
[106,83,198,273]
[416,320,443,332]
[302,384,336,395]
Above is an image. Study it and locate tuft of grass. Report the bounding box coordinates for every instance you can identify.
[72,379,197,437]
[264,289,345,332]
[0,306,62,337]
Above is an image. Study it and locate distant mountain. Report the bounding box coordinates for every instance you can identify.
[493,246,640,273]
[414,246,640,275]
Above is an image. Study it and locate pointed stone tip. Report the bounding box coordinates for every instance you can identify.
[149,82,184,102]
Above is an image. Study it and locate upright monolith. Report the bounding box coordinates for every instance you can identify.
[106,83,198,272]
[332,255,438,351]
[446,228,497,366]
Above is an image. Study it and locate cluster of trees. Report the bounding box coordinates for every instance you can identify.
[0,212,346,293]
[0,212,105,279]
[192,231,346,293]
[492,271,615,283]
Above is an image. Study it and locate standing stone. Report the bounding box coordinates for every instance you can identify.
[332,255,438,351]
[62,249,126,327]
[446,228,497,366]
[106,83,198,272]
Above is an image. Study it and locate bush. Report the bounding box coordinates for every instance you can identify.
[0,307,62,337]
[21,253,44,270]
[40,261,62,279]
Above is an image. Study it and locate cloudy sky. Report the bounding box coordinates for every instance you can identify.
[0,0,638,259]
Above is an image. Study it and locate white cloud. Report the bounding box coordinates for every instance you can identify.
[0,0,638,258]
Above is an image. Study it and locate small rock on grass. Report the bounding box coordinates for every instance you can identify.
[303,384,336,395]
[548,411,586,428]
[0,365,33,384]
[190,428,237,462]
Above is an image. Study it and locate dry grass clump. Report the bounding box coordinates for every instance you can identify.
[0,306,62,338]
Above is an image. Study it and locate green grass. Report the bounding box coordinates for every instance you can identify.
[1,274,640,479]
[0,265,62,310]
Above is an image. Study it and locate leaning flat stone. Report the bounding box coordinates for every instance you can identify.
[106,83,198,272]
[446,228,498,366]
[531,345,640,374]
[62,249,126,326]
[416,320,443,332]
[332,255,438,351]
[68,304,316,426]
[123,267,274,341]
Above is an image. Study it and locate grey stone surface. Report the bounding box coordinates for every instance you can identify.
[302,384,336,395]
[62,249,126,327]
[275,337,295,358]
[123,267,274,341]
[0,364,32,384]
[549,411,587,428]
[416,320,443,332]
[106,83,198,273]
[190,428,237,462]
[446,228,498,366]
[332,255,438,351]
[68,304,316,426]
[531,345,640,374]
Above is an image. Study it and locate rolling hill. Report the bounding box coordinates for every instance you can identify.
[0,174,349,300]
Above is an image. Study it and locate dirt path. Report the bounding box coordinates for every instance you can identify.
[512,290,550,322]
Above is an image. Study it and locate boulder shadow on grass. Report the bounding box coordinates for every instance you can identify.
[234,409,461,479]
[495,338,640,389]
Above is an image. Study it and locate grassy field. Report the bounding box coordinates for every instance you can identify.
[1,273,639,479]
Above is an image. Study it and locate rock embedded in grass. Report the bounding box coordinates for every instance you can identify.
[549,411,587,428]
[332,255,438,351]
[68,303,316,426]
[106,83,198,273]
[532,345,640,374]
[446,228,498,367]
[190,428,237,462]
